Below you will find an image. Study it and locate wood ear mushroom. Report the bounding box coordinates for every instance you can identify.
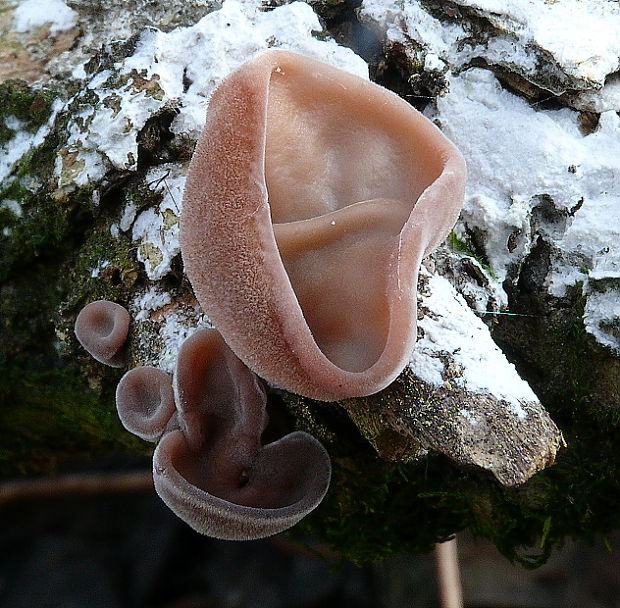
[76,304,331,540]
[181,49,467,401]
[153,329,332,540]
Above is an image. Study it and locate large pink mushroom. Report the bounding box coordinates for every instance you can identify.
[181,49,466,401]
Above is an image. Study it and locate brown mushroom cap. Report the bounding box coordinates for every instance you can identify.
[116,366,176,442]
[74,300,130,367]
[153,329,332,540]
[181,49,467,401]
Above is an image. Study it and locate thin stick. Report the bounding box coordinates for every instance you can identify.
[435,536,464,608]
[0,470,153,505]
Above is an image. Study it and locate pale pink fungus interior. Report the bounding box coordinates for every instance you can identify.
[265,61,444,373]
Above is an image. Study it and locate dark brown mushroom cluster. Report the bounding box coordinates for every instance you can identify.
[75,301,331,540]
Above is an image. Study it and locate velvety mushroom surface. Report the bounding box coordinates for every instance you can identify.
[74,300,130,367]
[181,49,467,401]
[153,329,332,540]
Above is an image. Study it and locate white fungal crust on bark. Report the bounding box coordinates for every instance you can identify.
[361,0,620,354]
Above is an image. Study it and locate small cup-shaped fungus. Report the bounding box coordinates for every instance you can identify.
[181,49,467,401]
[153,329,332,540]
[116,367,176,442]
[74,300,130,367]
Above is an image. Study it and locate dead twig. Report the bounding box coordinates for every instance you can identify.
[435,536,464,608]
[0,470,153,506]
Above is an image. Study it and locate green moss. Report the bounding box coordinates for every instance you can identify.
[127,183,164,212]
[448,230,473,256]
[285,393,537,565]
[63,221,140,311]
[0,184,90,284]
[0,89,78,283]
[301,452,472,564]
[487,267,620,568]
[448,230,496,277]
[0,242,146,475]
[296,415,572,566]
[0,80,56,144]
[297,412,620,567]
[311,30,332,42]
[0,360,147,475]
[528,289,620,556]
[0,83,145,475]
[0,182,143,473]
[560,285,592,404]
[0,122,14,146]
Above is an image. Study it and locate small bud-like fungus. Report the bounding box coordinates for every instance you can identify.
[74,300,130,367]
[116,367,176,442]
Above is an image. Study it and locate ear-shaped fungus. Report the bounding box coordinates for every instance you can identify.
[153,329,331,540]
[116,367,176,442]
[181,49,467,401]
[74,300,130,367]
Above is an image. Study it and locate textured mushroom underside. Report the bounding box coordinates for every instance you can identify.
[181,49,466,401]
[153,329,332,540]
